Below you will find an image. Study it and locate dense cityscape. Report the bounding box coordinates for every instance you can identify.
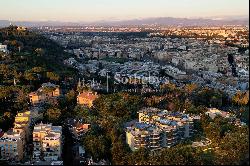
[0,0,249,165]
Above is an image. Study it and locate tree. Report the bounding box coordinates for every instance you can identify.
[93,93,142,120]
[184,83,198,94]
[194,88,224,108]
[35,48,45,56]
[45,108,61,123]
[232,91,249,106]
[153,144,208,165]
[0,111,14,131]
[160,82,176,92]
[31,67,45,73]
[84,135,110,162]
[200,150,216,165]
[0,86,13,100]
[24,70,37,83]
[127,148,150,165]
[65,90,76,103]
[216,126,249,165]
[111,137,131,165]
[46,72,59,82]
[14,88,29,110]
[73,106,90,120]
[58,89,77,112]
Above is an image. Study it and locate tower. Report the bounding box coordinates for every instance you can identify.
[77,78,82,88]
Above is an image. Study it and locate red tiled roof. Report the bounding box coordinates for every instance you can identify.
[78,91,98,101]
[29,92,37,96]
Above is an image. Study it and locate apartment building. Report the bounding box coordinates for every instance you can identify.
[0,43,8,53]
[0,111,32,161]
[33,123,62,161]
[14,111,32,142]
[77,91,98,107]
[0,130,24,161]
[72,123,90,140]
[126,108,198,151]
[205,108,235,120]
[66,118,90,141]
[29,82,60,105]
[126,123,162,151]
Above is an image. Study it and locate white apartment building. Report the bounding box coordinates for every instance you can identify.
[0,43,8,53]
[126,108,198,151]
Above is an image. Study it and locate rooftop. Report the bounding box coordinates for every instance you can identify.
[78,91,98,101]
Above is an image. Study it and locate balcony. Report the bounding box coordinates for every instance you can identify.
[44,155,59,161]
[151,147,162,151]
[167,142,175,146]
[167,137,175,140]
[150,140,159,144]
[151,133,160,136]
[140,143,147,146]
[135,143,145,147]
[33,138,40,142]
[150,143,160,147]
[150,145,160,148]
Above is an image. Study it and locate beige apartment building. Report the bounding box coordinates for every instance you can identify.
[0,111,32,161]
[126,108,198,151]
[33,123,62,161]
[14,111,31,141]
[0,130,24,161]
[29,83,60,105]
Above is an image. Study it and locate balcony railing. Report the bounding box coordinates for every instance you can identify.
[149,137,160,140]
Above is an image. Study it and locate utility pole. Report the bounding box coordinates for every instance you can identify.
[106,72,109,93]
[14,78,16,86]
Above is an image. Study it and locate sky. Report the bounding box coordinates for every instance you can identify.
[0,0,249,22]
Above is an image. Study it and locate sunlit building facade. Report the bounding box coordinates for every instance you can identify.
[126,107,199,151]
[33,123,62,161]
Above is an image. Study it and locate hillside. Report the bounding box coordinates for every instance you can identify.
[0,25,77,77]
[0,26,78,130]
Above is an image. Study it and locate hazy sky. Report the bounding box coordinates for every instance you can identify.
[0,0,249,22]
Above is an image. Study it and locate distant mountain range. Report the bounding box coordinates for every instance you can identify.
[0,16,249,27]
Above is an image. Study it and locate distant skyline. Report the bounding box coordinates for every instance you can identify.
[0,0,249,22]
